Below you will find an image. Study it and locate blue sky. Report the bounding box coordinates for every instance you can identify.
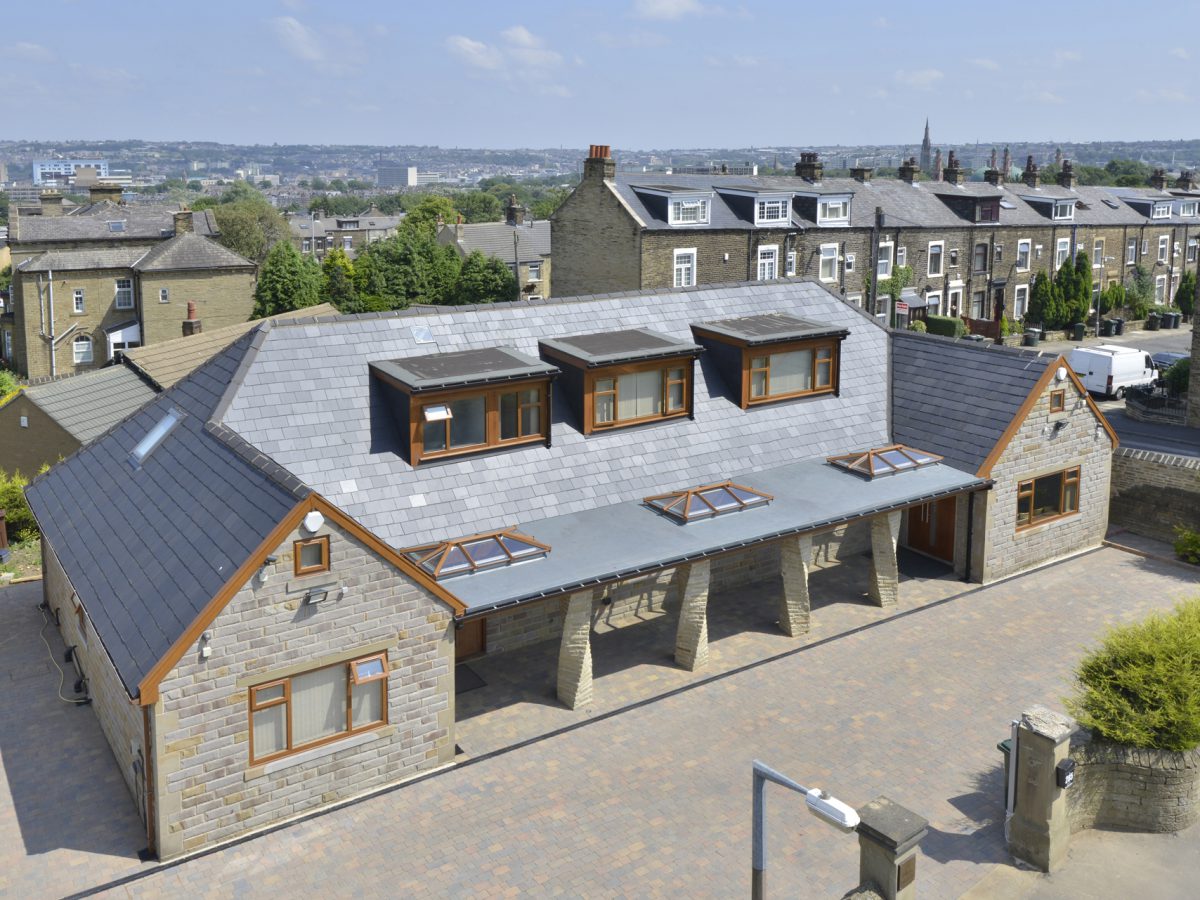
[3,0,1196,149]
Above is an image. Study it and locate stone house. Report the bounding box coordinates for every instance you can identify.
[438,198,552,298]
[25,280,1113,860]
[552,147,1200,327]
[289,208,403,261]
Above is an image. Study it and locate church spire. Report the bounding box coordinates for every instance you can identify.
[919,118,933,176]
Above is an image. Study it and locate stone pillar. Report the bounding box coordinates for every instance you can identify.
[556,590,593,709]
[674,559,711,671]
[868,511,901,607]
[779,534,813,637]
[856,796,928,900]
[1008,706,1076,872]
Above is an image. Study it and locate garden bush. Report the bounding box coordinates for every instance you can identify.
[908,320,927,333]
[1066,598,1200,751]
[1163,358,1191,397]
[925,314,965,338]
[0,469,39,544]
[1176,527,1200,565]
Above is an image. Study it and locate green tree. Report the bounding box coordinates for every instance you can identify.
[399,195,460,238]
[1174,269,1196,316]
[454,251,517,305]
[1125,264,1154,319]
[310,177,328,191]
[352,232,462,309]
[253,240,322,316]
[1099,282,1125,317]
[530,187,570,219]
[207,181,289,263]
[329,179,348,193]
[454,191,502,224]
[321,247,358,311]
[1027,271,1063,328]
[0,264,11,294]
[0,190,9,226]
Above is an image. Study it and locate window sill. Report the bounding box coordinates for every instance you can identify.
[1016,512,1079,534]
[245,724,395,781]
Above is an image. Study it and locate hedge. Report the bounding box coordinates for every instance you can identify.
[925,314,966,338]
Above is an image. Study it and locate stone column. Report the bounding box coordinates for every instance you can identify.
[674,559,711,671]
[856,796,928,900]
[1008,706,1076,872]
[779,535,813,637]
[556,590,594,709]
[868,511,901,607]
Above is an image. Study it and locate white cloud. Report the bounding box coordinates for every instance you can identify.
[501,25,539,48]
[872,17,889,28]
[596,31,668,48]
[1035,90,1064,105]
[969,57,999,71]
[894,68,943,89]
[632,0,712,20]
[1053,49,1081,66]
[705,54,758,68]
[270,16,324,62]
[1137,87,1189,103]
[3,41,55,62]
[446,35,504,70]
[1170,47,1189,60]
[501,25,563,67]
[446,26,569,96]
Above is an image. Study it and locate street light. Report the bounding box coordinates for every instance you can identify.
[751,759,859,899]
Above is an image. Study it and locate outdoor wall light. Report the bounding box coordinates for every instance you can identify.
[199,631,212,659]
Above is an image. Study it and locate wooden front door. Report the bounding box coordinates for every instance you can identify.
[455,618,487,661]
[907,497,957,563]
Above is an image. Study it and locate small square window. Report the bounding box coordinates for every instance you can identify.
[294,536,330,576]
[351,653,388,684]
[1049,390,1065,413]
[159,288,170,303]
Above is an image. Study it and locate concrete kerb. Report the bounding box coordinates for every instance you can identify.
[48,546,1112,899]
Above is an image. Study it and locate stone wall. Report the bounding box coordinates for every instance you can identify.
[1068,731,1200,833]
[151,515,455,859]
[550,176,641,297]
[1189,315,1200,427]
[1109,447,1200,542]
[139,270,256,346]
[0,393,78,477]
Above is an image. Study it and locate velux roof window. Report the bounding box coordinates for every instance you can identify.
[402,528,549,579]
[645,481,772,523]
[827,445,942,479]
[129,406,183,469]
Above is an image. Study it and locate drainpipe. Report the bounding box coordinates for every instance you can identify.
[47,269,56,378]
[869,206,882,314]
[37,273,46,339]
[963,490,976,582]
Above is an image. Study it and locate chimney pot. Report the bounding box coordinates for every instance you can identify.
[1150,168,1169,191]
[1022,155,1040,188]
[182,301,202,337]
[850,166,874,183]
[583,144,616,180]
[898,157,919,185]
[1056,159,1077,190]
[173,209,194,234]
[1175,170,1198,191]
[795,152,823,182]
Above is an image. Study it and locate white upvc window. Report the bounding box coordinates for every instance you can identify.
[844,253,855,273]
[301,238,311,253]
[73,335,93,364]
[159,287,170,303]
[73,289,85,314]
[114,278,133,309]
[927,241,944,277]
[757,245,778,281]
[896,246,907,267]
[343,235,353,251]
[817,198,849,226]
[877,242,894,279]
[1055,238,1070,268]
[1182,201,1198,217]
[786,251,796,276]
[1155,274,1167,301]
[846,293,863,307]
[1188,239,1198,263]
[669,197,710,226]
[1053,200,1074,221]
[1127,238,1138,264]
[1093,239,1104,267]
[818,243,838,282]
[1152,202,1171,219]
[755,197,791,226]
[1142,238,1149,256]
[926,291,942,312]
[1016,239,1031,271]
[1014,284,1029,319]
[527,261,543,282]
[1158,235,1169,263]
[673,248,696,288]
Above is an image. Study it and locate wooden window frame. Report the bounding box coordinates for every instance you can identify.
[1049,389,1066,413]
[247,653,389,766]
[294,536,330,576]
[583,357,693,434]
[1016,467,1081,531]
[741,338,839,408]
[409,378,550,464]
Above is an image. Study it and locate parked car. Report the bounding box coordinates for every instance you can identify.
[1067,345,1156,399]
[1150,351,1189,371]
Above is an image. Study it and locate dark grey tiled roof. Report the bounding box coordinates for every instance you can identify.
[890,330,1054,474]
[692,313,847,346]
[134,232,255,271]
[12,207,217,242]
[371,347,557,392]
[540,328,701,366]
[449,220,551,262]
[24,366,158,443]
[25,336,306,698]
[17,246,148,272]
[218,280,890,551]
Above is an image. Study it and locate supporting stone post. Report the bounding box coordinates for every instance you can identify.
[674,559,711,671]
[856,797,928,900]
[868,511,902,607]
[1008,706,1075,872]
[556,590,594,709]
[779,534,813,637]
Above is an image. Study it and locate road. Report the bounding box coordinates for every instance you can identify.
[1037,322,1193,356]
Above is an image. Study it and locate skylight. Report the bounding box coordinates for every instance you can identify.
[827,445,943,479]
[999,200,1017,209]
[129,407,183,469]
[107,220,126,232]
[402,528,549,579]
[1101,198,1121,209]
[644,481,772,523]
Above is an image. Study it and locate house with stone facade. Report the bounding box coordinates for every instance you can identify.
[289,208,403,261]
[553,146,1200,328]
[25,279,1114,860]
[438,197,552,298]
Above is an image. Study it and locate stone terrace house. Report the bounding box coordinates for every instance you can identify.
[25,280,1113,860]
[438,198,552,298]
[553,147,1200,327]
[289,208,403,261]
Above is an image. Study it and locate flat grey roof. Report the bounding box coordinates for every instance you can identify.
[444,455,989,615]
[370,346,558,393]
[692,313,848,346]
[539,328,702,366]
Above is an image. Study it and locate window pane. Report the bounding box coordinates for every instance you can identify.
[354,657,386,681]
[423,421,447,453]
[750,366,768,398]
[594,391,615,424]
[1032,472,1064,519]
[253,704,287,758]
[351,680,383,729]
[699,488,739,511]
[292,665,348,746]
[299,541,325,570]
[255,683,285,704]
[617,369,662,420]
[1063,477,1079,512]
[686,495,713,517]
[440,546,470,574]
[667,379,685,411]
[770,350,812,395]
[499,391,519,439]
[448,395,486,448]
[464,537,507,566]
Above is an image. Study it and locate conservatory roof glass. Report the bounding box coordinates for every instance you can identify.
[827,445,943,479]
[402,528,549,579]
[644,481,773,523]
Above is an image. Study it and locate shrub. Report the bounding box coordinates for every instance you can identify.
[0,367,18,400]
[0,469,39,544]
[1066,598,1200,751]
[925,314,965,338]
[1176,528,1200,565]
[1163,358,1191,396]
[908,320,927,333]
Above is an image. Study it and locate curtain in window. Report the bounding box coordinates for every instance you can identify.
[351,680,383,729]
[448,395,486,448]
[617,370,662,420]
[253,705,287,757]
[770,350,812,395]
[292,665,348,746]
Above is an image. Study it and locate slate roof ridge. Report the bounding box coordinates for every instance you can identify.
[891,328,1057,364]
[203,420,311,500]
[134,231,255,271]
[209,321,275,425]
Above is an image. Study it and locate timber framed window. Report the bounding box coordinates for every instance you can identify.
[403,528,549,579]
[248,652,389,765]
[1049,389,1066,413]
[586,360,691,431]
[745,340,837,406]
[1016,467,1080,530]
[414,382,549,462]
[294,536,330,576]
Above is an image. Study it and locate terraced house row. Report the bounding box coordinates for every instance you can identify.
[553,146,1200,326]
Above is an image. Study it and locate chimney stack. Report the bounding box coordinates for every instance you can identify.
[1175,170,1199,191]
[795,152,823,182]
[983,168,1005,187]
[455,213,463,242]
[89,183,124,205]
[40,190,64,217]
[1002,146,1012,175]
[898,157,920,185]
[943,150,965,185]
[1056,159,1077,190]
[1022,155,1040,188]
[583,144,615,181]
[850,166,874,183]
[1150,168,1169,191]
[174,208,194,234]
[506,193,525,226]
[933,149,944,182]
[182,301,202,337]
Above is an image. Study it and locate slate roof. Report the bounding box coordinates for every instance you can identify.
[17,246,148,272]
[448,220,551,262]
[889,330,1054,474]
[121,304,338,389]
[218,280,891,551]
[25,335,307,697]
[134,232,255,271]
[12,207,217,243]
[21,365,158,443]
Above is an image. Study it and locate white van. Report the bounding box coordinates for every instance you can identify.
[1067,345,1155,399]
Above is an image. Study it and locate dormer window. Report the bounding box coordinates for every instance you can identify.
[539,329,702,434]
[1182,201,1198,218]
[691,313,847,410]
[817,198,850,226]
[1152,202,1171,219]
[370,347,558,465]
[1052,200,1074,221]
[669,196,711,225]
[977,200,999,222]
[756,197,791,225]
